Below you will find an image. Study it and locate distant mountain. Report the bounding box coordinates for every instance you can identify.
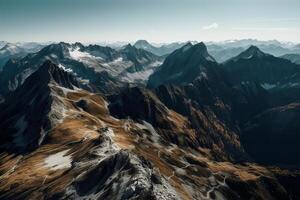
[281,53,300,64]
[0,41,6,48]
[133,40,187,56]
[223,46,300,89]
[0,42,45,70]
[208,39,286,48]
[0,42,163,97]
[119,44,161,72]
[133,40,158,53]
[148,42,218,88]
[256,44,297,57]
[207,45,246,62]
[205,39,300,62]
[133,39,300,61]
[0,43,27,70]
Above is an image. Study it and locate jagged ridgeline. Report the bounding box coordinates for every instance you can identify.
[0,41,300,200]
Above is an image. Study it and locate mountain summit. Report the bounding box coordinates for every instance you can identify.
[0,61,87,152]
[228,45,266,62]
[133,40,154,50]
[223,46,300,87]
[147,42,217,88]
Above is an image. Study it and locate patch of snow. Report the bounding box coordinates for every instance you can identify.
[68,47,96,61]
[121,61,162,83]
[200,72,207,78]
[122,69,154,83]
[38,128,47,145]
[110,57,123,64]
[103,100,109,109]
[260,83,277,90]
[58,63,73,73]
[281,82,300,88]
[44,149,72,170]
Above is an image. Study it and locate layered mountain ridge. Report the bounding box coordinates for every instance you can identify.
[0,42,163,98]
[1,41,300,199]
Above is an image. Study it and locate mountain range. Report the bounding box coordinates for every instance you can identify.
[131,39,300,63]
[281,53,300,65]
[0,42,45,70]
[1,40,300,199]
[0,42,163,98]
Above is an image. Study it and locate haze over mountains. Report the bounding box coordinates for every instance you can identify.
[132,39,300,62]
[1,39,300,199]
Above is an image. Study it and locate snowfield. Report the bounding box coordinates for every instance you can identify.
[44,149,72,170]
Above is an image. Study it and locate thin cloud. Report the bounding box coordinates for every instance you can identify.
[202,23,219,30]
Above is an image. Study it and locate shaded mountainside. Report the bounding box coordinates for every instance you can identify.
[148,42,218,88]
[206,45,245,63]
[108,86,246,161]
[147,42,300,166]
[242,103,300,165]
[223,46,300,88]
[0,61,91,152]
[1,60,300,199]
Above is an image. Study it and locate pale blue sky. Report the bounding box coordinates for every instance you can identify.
[0,0,299,43]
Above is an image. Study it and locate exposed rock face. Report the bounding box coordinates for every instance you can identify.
[0,42,163,97]
[108,85,246,162]
[0,61,88,152]
[120,44,161,72]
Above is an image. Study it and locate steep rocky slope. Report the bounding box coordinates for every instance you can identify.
[148,42,300,166]
[0,42,163,97]
[148,42,217,88]
[223,46,300,89]
[1,61,300,199]
[0,61,91,152]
